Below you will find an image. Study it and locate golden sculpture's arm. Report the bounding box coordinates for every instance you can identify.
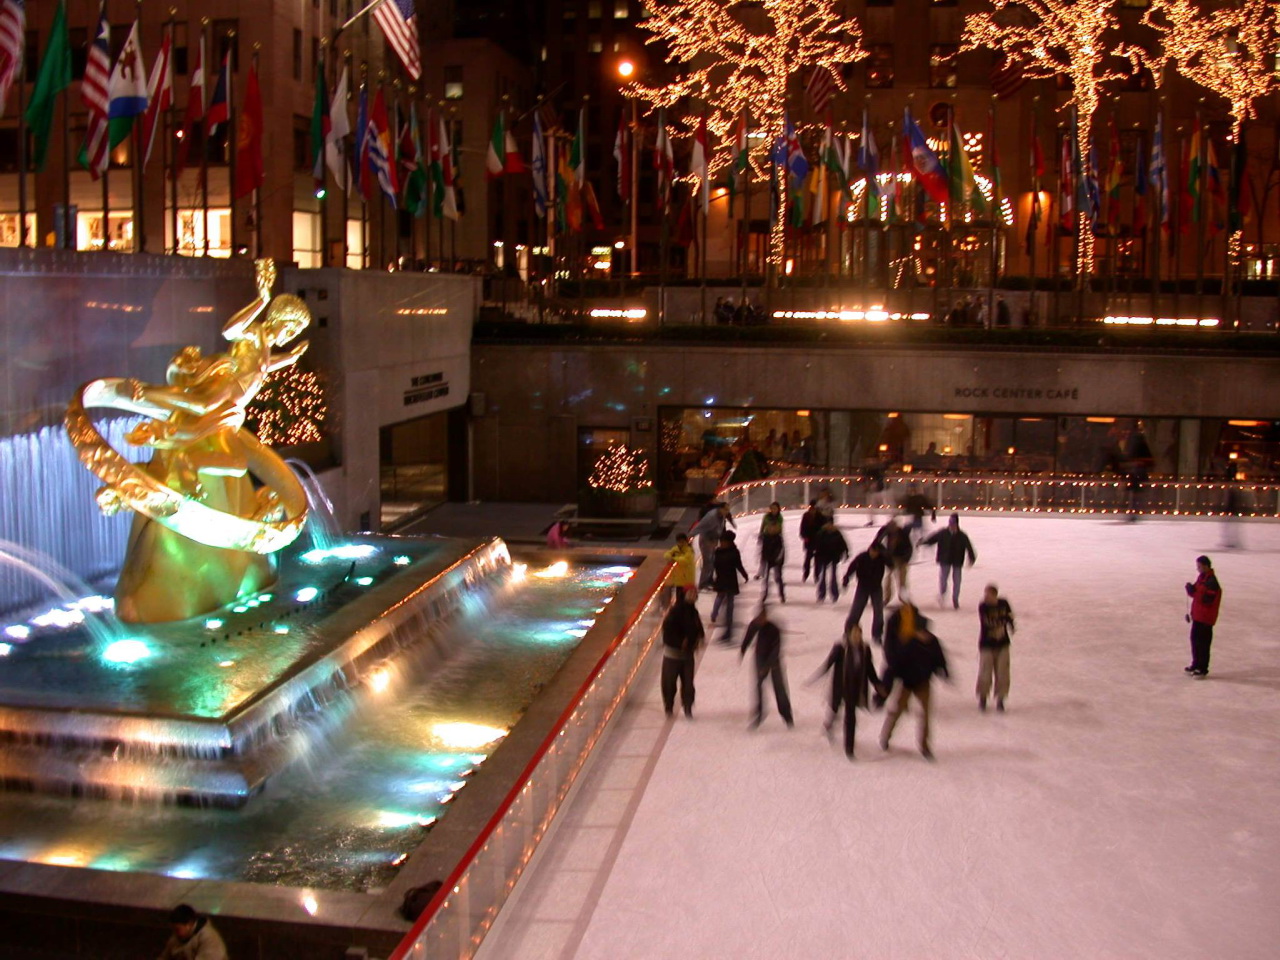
[266,341,308,373]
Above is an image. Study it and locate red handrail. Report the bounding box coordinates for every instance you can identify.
[389,569,669,959]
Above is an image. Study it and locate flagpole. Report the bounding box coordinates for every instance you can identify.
[740,114,749,303]
[449,106,458,268]
[130,0,145,252]
[227,30,238,256]
[1194,104,1205,323]
[1029,100,1038,326]
[360,66,368,269]
[62,83,72,249]
[629,97,638,278]
[252,44,262,258]
[166,11,178,254]
[987,99,997,329]
[390,79,401,269]
[200,20,210,255]
[1172,126,1182,325]
[16,58,27,246]
[1149,107,1161,324]
[437,98,446,272]
[342,51,352,268]
[700,107,708,324]
[422,100,430,270]
[318,41,330,266]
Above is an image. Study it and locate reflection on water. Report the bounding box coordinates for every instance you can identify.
[0,563,627,892]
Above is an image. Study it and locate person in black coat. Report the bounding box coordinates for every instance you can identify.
[841,541,887,642]
[710,532,749,644]
[813,520,850,602]
[809,625,885,758]
[879,603,950,760]
[660,588,706,718]
[740,603,794,728]
[799,500,822,582]
[922,514,977,609]
[874,518,913,603]
[976,584,1014,711]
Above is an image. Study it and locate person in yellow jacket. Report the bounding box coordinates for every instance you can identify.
[664,532,697,603]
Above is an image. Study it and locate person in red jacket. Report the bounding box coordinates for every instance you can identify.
[1184,555,1223,678]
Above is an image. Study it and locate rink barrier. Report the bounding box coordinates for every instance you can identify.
[713,474,1280,519]
[389,570,669,960]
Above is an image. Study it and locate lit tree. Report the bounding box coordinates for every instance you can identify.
[1141,0,1280,141]
[246,366,327,448]
[961,1,1133,275]
[628,0,865,269]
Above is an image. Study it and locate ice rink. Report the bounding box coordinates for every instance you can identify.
[478,511,1280,960]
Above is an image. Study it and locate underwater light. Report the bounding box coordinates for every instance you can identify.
[204,619,224,630]
[0,643,11,657]
[4,625,31,640]
[69,595,114,613]
[369,669,391,694]
[432,722,506,749]
[295,587,320,603]
[354,576,374,586]
[301,544,379,564]
[511,563,528,581]
[259,593,274,602]
[232,605,248,614]
[301,893,319,916]
[375,810,434,829]
[218,660,235,668]
[600,566,632,574]
[102,638,152,665]
[534,561,569,579]
[31,607,85,629]
[273,625,290,635]
[394,555,412,565]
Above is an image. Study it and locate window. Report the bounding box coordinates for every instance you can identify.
[292,29,302,80]
[0,213,37,247]
[173,22,189,76]
[588,35,603,54]
[615,0,629,18]
[444,65,464,100]
[174,208,232,257]
[588,0,602,17]
[292,211,322,268]
[930,44,958,88]
[866,45,894,88]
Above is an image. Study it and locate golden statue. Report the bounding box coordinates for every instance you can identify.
[65,260,312,623]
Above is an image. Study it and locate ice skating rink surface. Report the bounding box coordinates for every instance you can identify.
[479,513,1280,960]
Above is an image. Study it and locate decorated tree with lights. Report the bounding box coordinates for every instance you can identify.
[628,0,865,271]
[246,365,328,448]
[961,1,1133,277]
[583,443,654,518]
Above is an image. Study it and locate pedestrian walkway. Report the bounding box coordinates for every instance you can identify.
[478,512,1280,960]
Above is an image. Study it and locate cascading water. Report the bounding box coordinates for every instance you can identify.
[286,458,341,553]
[0,538,122,649]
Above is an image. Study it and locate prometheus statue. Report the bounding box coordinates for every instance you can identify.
[65,260,312,623]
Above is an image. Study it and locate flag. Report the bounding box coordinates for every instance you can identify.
[991,52,1026,100]
[1132,137,1147,234]
[325,66,351,192]
[0,0,27,118]
[433,110,458,219]
[948,116,984,213]
[1058,129,1075,231]
[531,108,548,218]
[403,106,428,216]
[692,113,709,215]
[79,8,111,179]
[784,112,809,188]
[806,65,834,116]
[25,0,70,171]
[173,31,203,177]
[1105,120,1123,228]
[486,112,505,178]
[1188,120,1202,221]
[206,53,230,134]
[729,111,748,211]
[559,108,584,231]
[810,126,829,227]
[987,107,1002,207]
[1149,113,1168,229]
[614,109,630,199]
[1026,185,1042,255]
[655,107,674,210]
[905,108,948,204]
[366,89,398,206]
[355,83,370,200]
[1206,137,1225,232]
[859,109,881,216]
[233,61,263,200]
[107,21,148,148]
[140,24,172,169]
[373,0,421,80]
[310,54,330,194]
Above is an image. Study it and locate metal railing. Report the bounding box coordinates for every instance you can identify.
[715,473,1280,519]
[389,573,668,960]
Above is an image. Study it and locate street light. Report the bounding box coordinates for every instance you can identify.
[616,59,639,278]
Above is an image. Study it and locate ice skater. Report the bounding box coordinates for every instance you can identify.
[691,502,735,590]
[660,588,705,718]
[923,514,977,610]
[1184,555,1222,678]
[813,520,850,603]
[663,532,697,604]
[757,501,786,601]
[841,541,887,644]
[799,499,822,582]
[976,584,1015,711]
[740,603,794,728]
[879,602,950,761]
[874,518,913,604]
[710,532,749,645]
[808,624,885,759]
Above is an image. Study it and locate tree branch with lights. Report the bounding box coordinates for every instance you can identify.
[961,0,1133,276]
[627,0,866,269]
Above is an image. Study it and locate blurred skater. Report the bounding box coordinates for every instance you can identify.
[809,624,884,759]
[1184,555,1222,678]
[841,541,887,643]
[813,520,850,603]
[879,603,950,760]
[740,603,794,728]
[976,584,1015,711]
[923,514,977,610]
[660,588,705,718]
[862,461,890,526]
[799,499,823,582]
[875,518,914,603]
[710,532,749,645]
[758,501,786,601]
[691,502,735,589]
[663,532,697,604]
[546,518,569,549]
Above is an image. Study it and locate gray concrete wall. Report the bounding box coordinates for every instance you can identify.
[470,341,1280,501]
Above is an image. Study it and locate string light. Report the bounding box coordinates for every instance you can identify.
[628,0,867,267]
[587,444,654,494]
[962,1,1135,277]
[246,366,328,447]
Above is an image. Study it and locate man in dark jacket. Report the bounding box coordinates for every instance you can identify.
[879,603,949,760]
[799,499,823,582]
[923,514,977,609]
[1185,555,1223,678]
[976,584,1015,711]
[874,518,913,603]
[661,589,705,718]
[158,903,228,960]
[710,532,749,644]
[809,625,884,758]
[813,520,849,602]
[842,541,887,643]
[740,604,794,728]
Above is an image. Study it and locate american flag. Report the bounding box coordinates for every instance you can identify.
[82,9,112,179]
[373,0,420,81]
[0,0,24,118]
[991,53,1026,101]
[806,66,835,117]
